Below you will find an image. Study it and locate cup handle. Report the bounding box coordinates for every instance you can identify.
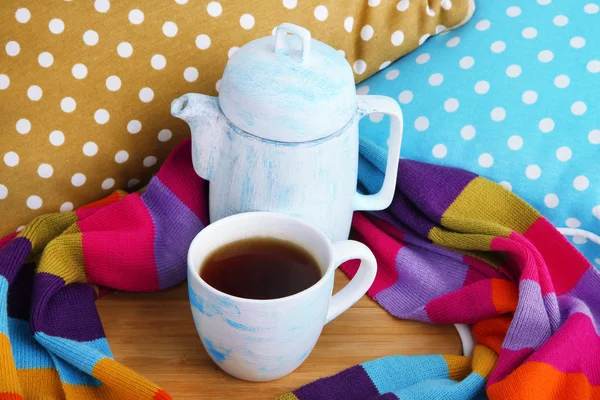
[353,95,404,211]
[325,240,377,324]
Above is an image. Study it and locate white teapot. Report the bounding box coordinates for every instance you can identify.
[172,23,403,241]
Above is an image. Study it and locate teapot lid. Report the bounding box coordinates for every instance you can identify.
[219,23,356,142]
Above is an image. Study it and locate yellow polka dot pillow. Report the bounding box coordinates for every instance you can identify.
[0,0,474,235]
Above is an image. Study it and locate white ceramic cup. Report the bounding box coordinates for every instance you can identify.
[187,212,377,382]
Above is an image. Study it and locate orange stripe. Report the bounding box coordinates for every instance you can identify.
[17,369,64,399]
[473,315,512,355]
[488,361,600,399]
[491,278,518,314]
[0,393,23,400]
[0,334,21,396]
[92,358,168,400]
[77,191,128,211]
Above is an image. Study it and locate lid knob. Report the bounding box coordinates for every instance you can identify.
[274,23,312,63]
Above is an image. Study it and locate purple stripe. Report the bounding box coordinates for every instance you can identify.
[31,272,105,341]
[558,268,600,335]
[374,243,469,322]
[502,279,552,351]
[380,192,436,238]
[7,262,35,320]
[0,237,31,283]
[396,160,476,223]
[293,365,378,400]
[142,177,204,289]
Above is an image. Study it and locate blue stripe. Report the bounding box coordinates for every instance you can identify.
[0,276,7,335]
[8,318,54,369]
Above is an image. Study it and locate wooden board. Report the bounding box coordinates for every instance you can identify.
[97,270,462,399]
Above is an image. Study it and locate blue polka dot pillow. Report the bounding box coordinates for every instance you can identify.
[357,0,600,263]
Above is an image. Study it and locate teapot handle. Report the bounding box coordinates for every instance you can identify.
[353,95,404,211]
[274,23,311,63]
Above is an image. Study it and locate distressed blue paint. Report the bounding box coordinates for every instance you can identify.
[225,319,259,332]
[203,338,231,363]
[188,283,240,318]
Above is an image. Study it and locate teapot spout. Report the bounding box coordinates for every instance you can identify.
[171,93,226,181]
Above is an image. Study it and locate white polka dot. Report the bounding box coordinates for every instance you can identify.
[94,109,110,124]
[101,178,115,190]
[27,85,42,101]
[398,90,413,104]
[508,135,523,150]
[60,202,73,212]
[397,0,409,12]
[196,34,211,50]
[522,27,537,39]
[158,129,172,142]
[16,119,31,134]
[474,81,490,94]
[499,181,512,191]
[16,226,25,232]
[553,15,568,26]
[522,90,538,104]
[0,184,7,200]
[27,195,42,210]
[314,5,328,21]
[184,67,199,82]
[593,205,600,220]
[38,52,54,68]
[571,101,587,116]
[72,63,88,79]
[115,150,129,163]
[356,86,369,95]
[478,153,494,168]
[106,75,121,91]
[369,0,381,5]
[128,9,144,24]
[216,79,221,92]
[228,47,239,58]
[476,20,491,31]
[49,19,65,34]
[490,107,506,122]
[5,41,20,57]
[207,1,222,16]
[573,236,587,245]
[526,165,541,180]
[419,34,430,45]
[446,36,460,47]
[127,120,142,134]
[435,25,447,34]
[428,73,443,86]
[491,41,506,53]
[240,13,255,29]
[416,53,430,64]
[574,175,589,191]
[163,21,178,37]
[83,30,99,46]
[441,0,452,10]
[61,97,76,113]
[49,130,65,146]
[544,194,559,208]
[151,54,167,70]
[353,60,367,74]
[570,36,586,49]
[391,31,404,46]
[379,61,391,70]
[344,17,354,33]
[587,60,600,73]
[369,113,384,123]
[282,0,297,8]
[95,0,110,12]
[139,87,154,103]
[554,74,570,88]
[538,50,554,63]
[360,25,374,41]
[71,173,86,187]
[15,8,31,23]
[584,3,599,14]
[589,129,600,144]
[539,118,555,133]
[566,218,581,228]
[414,117,429,132]
[432,144,447,158]
[459,56,474,69]
[426,4,435,16]
[4,152,19,167]
[117,42,133,58]
[128,179,140,189]
[175,0,188,4]
[506,6,521,17]
[83,141,98,156]
[143,156,157,167]
[461,125,476,140]
[337,50,346,58]
[444,98,459,112]
[0,74,9,90]
[537,0,551,5]
[37,163,53,178]
[556,146,572,161]
[506,64,522,78]
[385,69,399,80]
